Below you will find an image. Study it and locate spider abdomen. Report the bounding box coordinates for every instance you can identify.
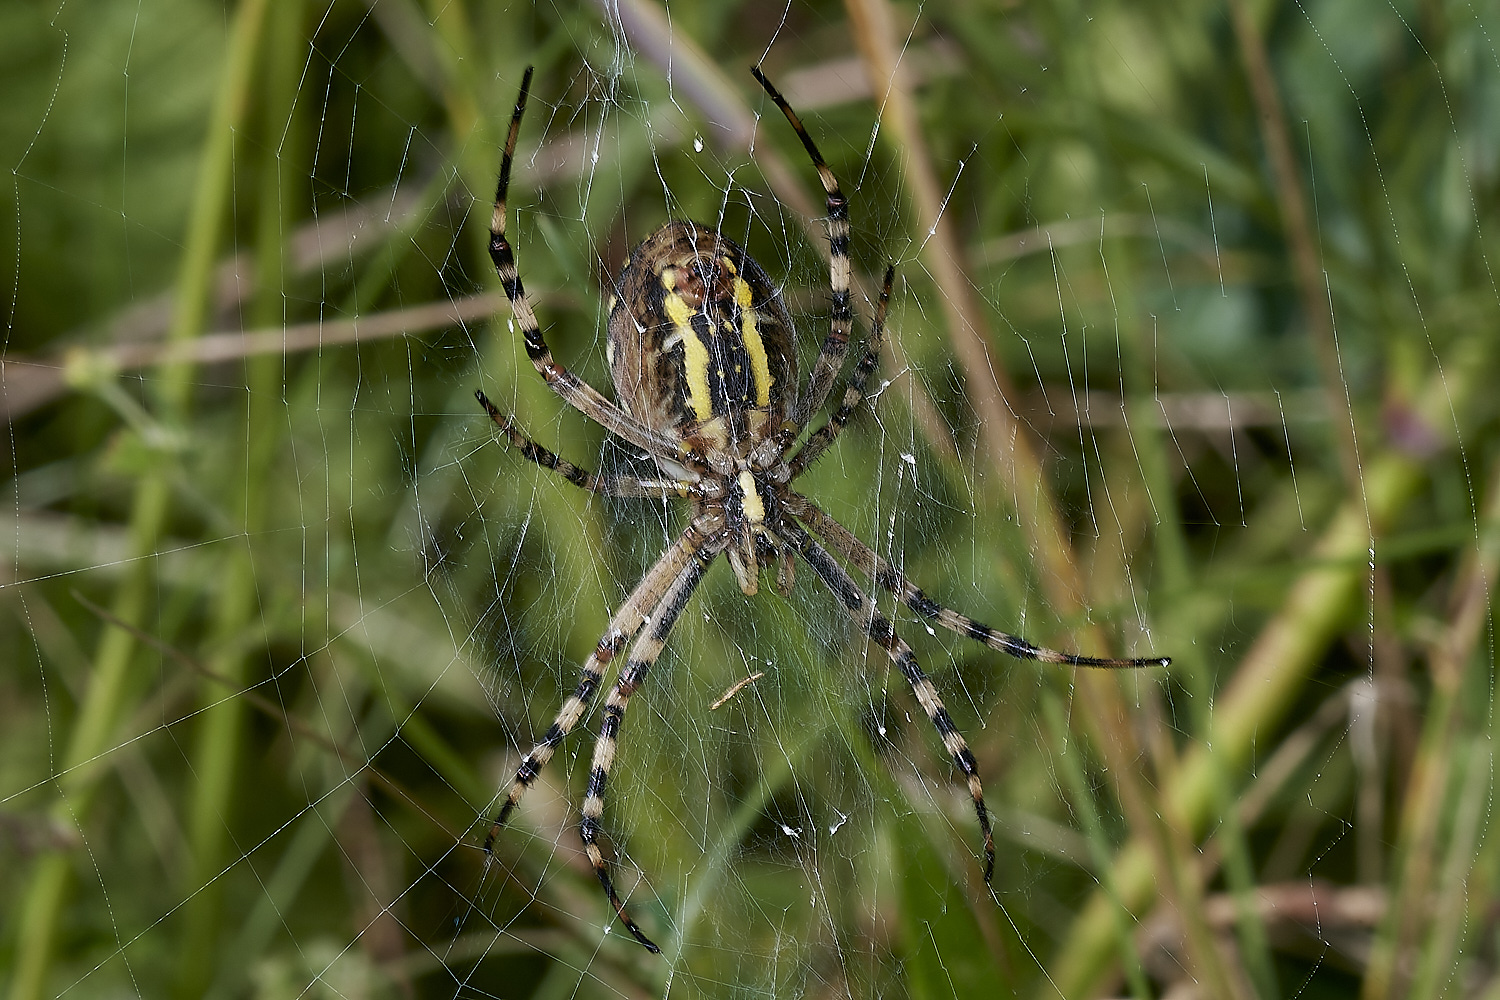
[607,222,799,464]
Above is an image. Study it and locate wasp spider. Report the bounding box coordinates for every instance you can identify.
[478,65,1169,953]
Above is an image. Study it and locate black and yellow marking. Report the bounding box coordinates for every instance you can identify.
[607,223,798,463]
[653,253,778,423]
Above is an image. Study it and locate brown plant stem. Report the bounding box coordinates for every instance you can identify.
[1226,0,1363,491]
[839,1,1228,992]
[844,0,1080,615]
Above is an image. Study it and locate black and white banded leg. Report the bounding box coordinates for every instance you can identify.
[789,494,1169,669]
[751,66,854,427]
[476,389,708,500]
[579,548,715,953]
[483,514,722,854]
[786,522,997,880]
[488,67,708,470]
[790,264,894,478]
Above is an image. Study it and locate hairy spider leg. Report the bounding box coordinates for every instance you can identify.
[476,390,707,500]
[787,522,996,881]
[580,544,718,953]
[751,66,853,429]
[790,264,894,478]
[487,66,709,472]
[789,494,1171,669]
[483,515,723,854]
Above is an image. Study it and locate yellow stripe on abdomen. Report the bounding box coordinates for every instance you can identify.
[662,284,714,421]
[733,276,773,406]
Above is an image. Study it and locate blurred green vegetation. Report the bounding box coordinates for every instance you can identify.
[4,0,1500,997]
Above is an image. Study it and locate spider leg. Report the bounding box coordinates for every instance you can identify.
[789,265,894,479]
[484,514,721,854]
[489,68,708,471]
[785,521,996,881]
[788,493,1170,668]
[476,390,708,499]
[580,541,716,953]
[750,67,853,428]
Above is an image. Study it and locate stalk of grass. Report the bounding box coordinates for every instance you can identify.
[831,31,1212,991]
[1224,0,1360,491]
[833,21,1246,996]
[1107,241,1279,997]
[1409,736,1490,1000]
[173,0,304,993]
[422,0,483,149]
[846,0,1095,626]
[1081,668,1254,999]
[6,3,270,997]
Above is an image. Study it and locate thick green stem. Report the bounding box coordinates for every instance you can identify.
[5,3,270,998]
[1043,337,1476,996]
[174,0,299,992]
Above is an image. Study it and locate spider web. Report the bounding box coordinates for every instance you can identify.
[3,0,1498,998]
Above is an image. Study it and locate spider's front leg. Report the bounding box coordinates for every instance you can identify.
[484,515,718,853]
[789,264,894,479]
[488,67,707,471]
[579,540,716,953]
[786,522,997,881]
[751,66,853,426]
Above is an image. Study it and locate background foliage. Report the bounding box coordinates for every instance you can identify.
[4,0,1499,997]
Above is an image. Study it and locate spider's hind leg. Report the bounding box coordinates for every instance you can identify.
[580,543,715,953]
[484,517,716,854]
[787,522,997,882]
[788,494,1170,669]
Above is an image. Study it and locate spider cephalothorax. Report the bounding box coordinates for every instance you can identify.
[477,65,1168,954]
